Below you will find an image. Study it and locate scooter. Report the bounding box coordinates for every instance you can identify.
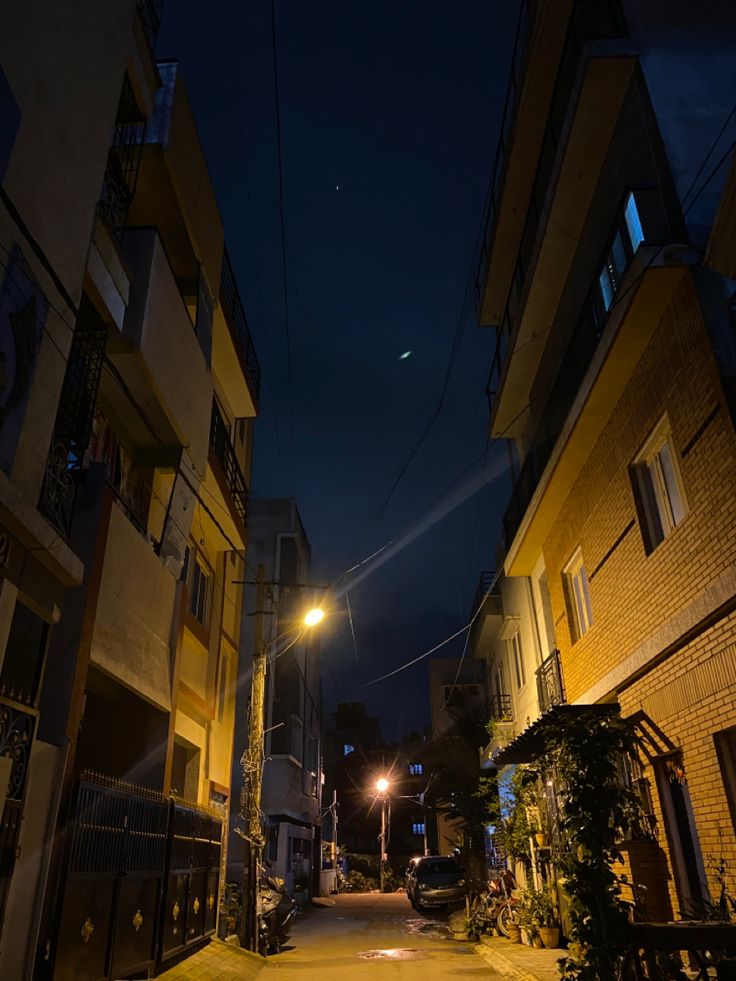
[258,872,298,955]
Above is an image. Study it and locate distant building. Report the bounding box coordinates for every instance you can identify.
[229,499,323,898]
[324,705,436,864]
[475,0,736,921]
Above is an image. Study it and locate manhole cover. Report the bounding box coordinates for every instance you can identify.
[357,948,428,961]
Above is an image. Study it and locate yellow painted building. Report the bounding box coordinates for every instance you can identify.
[0,5,259,979]
[475,0,736,921]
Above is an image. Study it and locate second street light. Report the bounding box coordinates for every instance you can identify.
[376,777,390,894]
[239,562,326,951]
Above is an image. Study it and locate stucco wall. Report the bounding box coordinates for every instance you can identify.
[91,501,175,710]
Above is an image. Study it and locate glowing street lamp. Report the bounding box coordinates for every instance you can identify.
[304,607,324,628]
[376,777,390,893]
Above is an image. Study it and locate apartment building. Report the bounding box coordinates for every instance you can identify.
[475,0,736,921]
[0,5,260,979]
[229,500,323,898]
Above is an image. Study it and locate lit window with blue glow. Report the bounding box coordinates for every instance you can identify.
[624,192,644,252]
[412,822,426,836]
[409,763,423,776]
[598,267,614,312]
[343,744,354,756]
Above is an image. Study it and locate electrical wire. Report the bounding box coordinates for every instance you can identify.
[270,0,296,455]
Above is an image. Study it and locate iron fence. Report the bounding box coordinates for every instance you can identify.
[98,75,146,239]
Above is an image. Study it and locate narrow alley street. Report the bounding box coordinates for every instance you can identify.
[263,893,501,980]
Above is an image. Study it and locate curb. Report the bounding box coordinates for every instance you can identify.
[473,941,542,981]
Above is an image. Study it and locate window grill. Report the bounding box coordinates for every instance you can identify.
[490,692,513,722]
[39,295,106,537]
[98,75,146,239]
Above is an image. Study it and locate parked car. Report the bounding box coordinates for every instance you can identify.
[405,855,466,910]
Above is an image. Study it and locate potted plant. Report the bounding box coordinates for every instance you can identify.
[519,887,561,948]
[507,921,522,944]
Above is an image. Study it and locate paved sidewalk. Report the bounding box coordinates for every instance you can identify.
[153,939,265,981]
[475,935,563,981]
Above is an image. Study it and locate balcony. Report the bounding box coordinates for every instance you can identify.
[209,401,249,537]
[218,250,261,407]
[115,227,213,475]
[470,570,503,655]
[97,76,146,241]
[501,188,673,557]
[477,0,630,334]
[137,0,164,49]
[90,499,175,711]
[536,649,566,715]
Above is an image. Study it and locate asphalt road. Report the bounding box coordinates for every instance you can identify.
[262,892,503,979]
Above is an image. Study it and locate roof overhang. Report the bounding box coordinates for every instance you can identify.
[491,703,619,767]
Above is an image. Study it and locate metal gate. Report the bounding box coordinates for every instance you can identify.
[159,800,221,963]
[0,705,36,933]
[54,773,168,981]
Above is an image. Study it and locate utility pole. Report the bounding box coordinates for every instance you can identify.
[242,563,268,951]
[331,790,338,882]
[379,797,386,894]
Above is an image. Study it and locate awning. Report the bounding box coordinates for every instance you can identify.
[492,703,619,766]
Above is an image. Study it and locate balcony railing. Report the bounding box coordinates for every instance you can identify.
[474,0,535,313]
[474,570,500,614]
[39,296,107,537]
[220,250,261,403]
[98,75,146,240]
[209,401,249,531]
[490,692,513,723]
[536,649,566,715]
[137,0,164,49]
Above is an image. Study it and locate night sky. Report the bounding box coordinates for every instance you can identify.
[159,1,519,739]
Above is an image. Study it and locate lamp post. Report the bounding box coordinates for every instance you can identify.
[376,777,390,894]
[240,563,325,951]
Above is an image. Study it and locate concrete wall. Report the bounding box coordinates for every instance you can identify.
[0,0,139,498]
[121,228,213,475]
[91,501,176,711]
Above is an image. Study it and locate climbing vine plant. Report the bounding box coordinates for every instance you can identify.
[530,709,641,981]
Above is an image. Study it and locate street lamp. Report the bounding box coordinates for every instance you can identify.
[240,565,326,951]
[304,607,324,627]
[376,777,390,894]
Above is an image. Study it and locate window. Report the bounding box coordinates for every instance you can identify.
[409,763,423,776]
[624,192,644,252]
[595,192,646,319]
[190,556,210,626]
[510,631,525,688]
[631,417,687,553]
[563,549,593,642]
[343,743,355,756]
[412,822,426,836]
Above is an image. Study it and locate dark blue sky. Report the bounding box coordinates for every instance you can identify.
[159,0,518,739]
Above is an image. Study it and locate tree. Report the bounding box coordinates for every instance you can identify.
[423,707,498,885]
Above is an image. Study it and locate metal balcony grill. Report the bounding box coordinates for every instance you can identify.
[490,692,513,722]
[220,250,261,401]
[39,295,107,537]
[137,0,165,48]
[98,75,146,239]
[536,649,566,715]
[209,401,249,531]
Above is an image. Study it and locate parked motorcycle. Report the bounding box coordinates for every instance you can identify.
[258,872,297,955]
